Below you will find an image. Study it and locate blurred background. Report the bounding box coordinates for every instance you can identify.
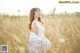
[0,0,80,53]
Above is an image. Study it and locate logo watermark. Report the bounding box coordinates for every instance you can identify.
[59,0,80,4]
[0,45,8,52]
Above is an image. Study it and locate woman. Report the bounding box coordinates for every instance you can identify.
[28,8,52,53]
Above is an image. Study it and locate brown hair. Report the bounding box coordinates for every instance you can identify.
[28,8,43,30]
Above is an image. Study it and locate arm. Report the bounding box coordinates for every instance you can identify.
[31,21,39,35]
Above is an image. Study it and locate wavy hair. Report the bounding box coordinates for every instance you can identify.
[28,8,43,30]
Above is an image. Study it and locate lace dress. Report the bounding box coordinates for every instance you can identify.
[28,20,52,53]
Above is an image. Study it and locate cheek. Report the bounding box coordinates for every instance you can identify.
[35,12,40,17]
[37,13,40,16]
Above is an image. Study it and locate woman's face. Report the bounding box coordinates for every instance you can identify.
[34,9,40,18]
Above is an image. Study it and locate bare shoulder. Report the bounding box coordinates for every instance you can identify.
[32,20,37,25]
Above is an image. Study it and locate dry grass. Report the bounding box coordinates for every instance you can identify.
[0,14,80,53]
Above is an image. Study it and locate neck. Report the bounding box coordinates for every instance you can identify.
[34,17,38,21]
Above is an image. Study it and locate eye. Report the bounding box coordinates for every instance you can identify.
[36,10,39,12]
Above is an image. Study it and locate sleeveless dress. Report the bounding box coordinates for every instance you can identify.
[28,20,52,53]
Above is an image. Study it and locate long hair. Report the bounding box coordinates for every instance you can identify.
[28,8,43,30]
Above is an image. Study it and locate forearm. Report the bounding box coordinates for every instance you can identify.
[34,29,39,35]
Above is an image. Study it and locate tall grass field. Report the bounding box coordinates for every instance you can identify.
[0,13,80,53]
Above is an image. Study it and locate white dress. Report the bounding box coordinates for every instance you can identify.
[28,20,52,53]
